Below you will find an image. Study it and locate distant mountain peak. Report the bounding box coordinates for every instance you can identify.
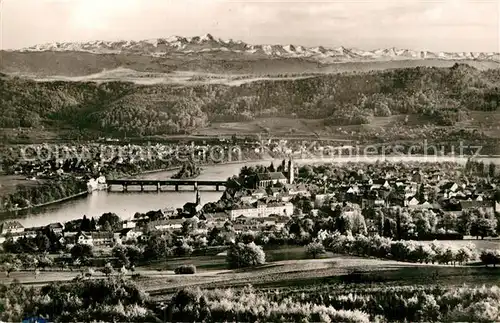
[13,33,500,63]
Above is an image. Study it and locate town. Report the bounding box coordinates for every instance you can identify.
[3,2,500,320]
[1,158,499,255]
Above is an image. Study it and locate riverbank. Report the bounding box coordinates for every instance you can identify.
[1,190,89,216]
[3,153,500,227]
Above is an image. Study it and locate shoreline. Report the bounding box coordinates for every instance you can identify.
[1,190,89,215]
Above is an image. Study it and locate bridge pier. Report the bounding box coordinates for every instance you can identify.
[175,184,179,192]
[140,184,144,192]
[123,184,128,192]
[157,182,161,192]
[216,184,220,192]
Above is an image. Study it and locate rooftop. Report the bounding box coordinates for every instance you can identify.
[1,221,24,229]
[257,172,287,181]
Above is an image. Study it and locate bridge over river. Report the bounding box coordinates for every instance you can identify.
[106,179,227,192]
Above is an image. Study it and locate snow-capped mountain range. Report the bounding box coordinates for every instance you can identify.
[16,33,500,63]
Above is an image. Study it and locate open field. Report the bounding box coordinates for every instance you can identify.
[29,69,319,86]
[142,256,500,301]
[195,117,326,137]
[460,110,500,138]
[5,251,498,302]
[0,175,46,196]
[4,112,500,144]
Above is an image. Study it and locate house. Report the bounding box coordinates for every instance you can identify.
[91,232,115,246]
[117,228,143,241]
[406,197,420,207]
[441,182,459,193]
[241,196,257,204]
[411,201,434,210]
[269,187,283,198]
[362,198,386,209]
[347,185,360,195]
[7,230,38,242]
[76,232,93,245]
[121,220,136,229]
[373,179,390,189]
[0,221,24,235]
[229,201,294,219]
[47,222,64,234]
[150,219,185,231]
[285,184,310,197]
[76,232,115,246]
[251,189,267,199]
[183,190,203,217]
[256,172,288,188]
[162,207,176,218]
[459,200,494,212]
[200,212,229,222]
[314,193,336,208]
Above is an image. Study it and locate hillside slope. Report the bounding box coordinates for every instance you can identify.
[1,64,500,138]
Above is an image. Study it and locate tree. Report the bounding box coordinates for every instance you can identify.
[173,242,194,257]
[489,162,496,177]
[70,244,93,261]
[306,241,326,259]
[169,288,211,322]
[3,262,19,278]
[441,212,458,234]
[112,245,130,268]
[226,242,266,269]
[414,210,436,238]
[126,245,143,267]
[238,231,256,244]
[119,266,128,277]
[102,262,115,276]
[101,221,113,232]
[34,234,51,252]
[90,217,97,231]
[36,254,53,270]
[469,208,497,239]
[81,215,91,232]
[299,165,314,178]
[143,234,171,261]
[480,249,500,267]
[98,212,121,231]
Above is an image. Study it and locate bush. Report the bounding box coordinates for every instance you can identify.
[306,241,326,259]
[174,264,197,275]
[226,242,266,269]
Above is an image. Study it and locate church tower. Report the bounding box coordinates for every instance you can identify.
[288,159,294,184]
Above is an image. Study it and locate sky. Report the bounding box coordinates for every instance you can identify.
[0,0,499,52]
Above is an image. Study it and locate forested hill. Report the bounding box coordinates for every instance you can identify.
[1,64,500,137]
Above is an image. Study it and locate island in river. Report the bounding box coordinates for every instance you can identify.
[171,160,202,179]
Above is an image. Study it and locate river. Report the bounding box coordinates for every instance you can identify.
[7,155,500,228]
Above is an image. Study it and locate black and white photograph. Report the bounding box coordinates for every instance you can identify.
[0,0,500,322]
